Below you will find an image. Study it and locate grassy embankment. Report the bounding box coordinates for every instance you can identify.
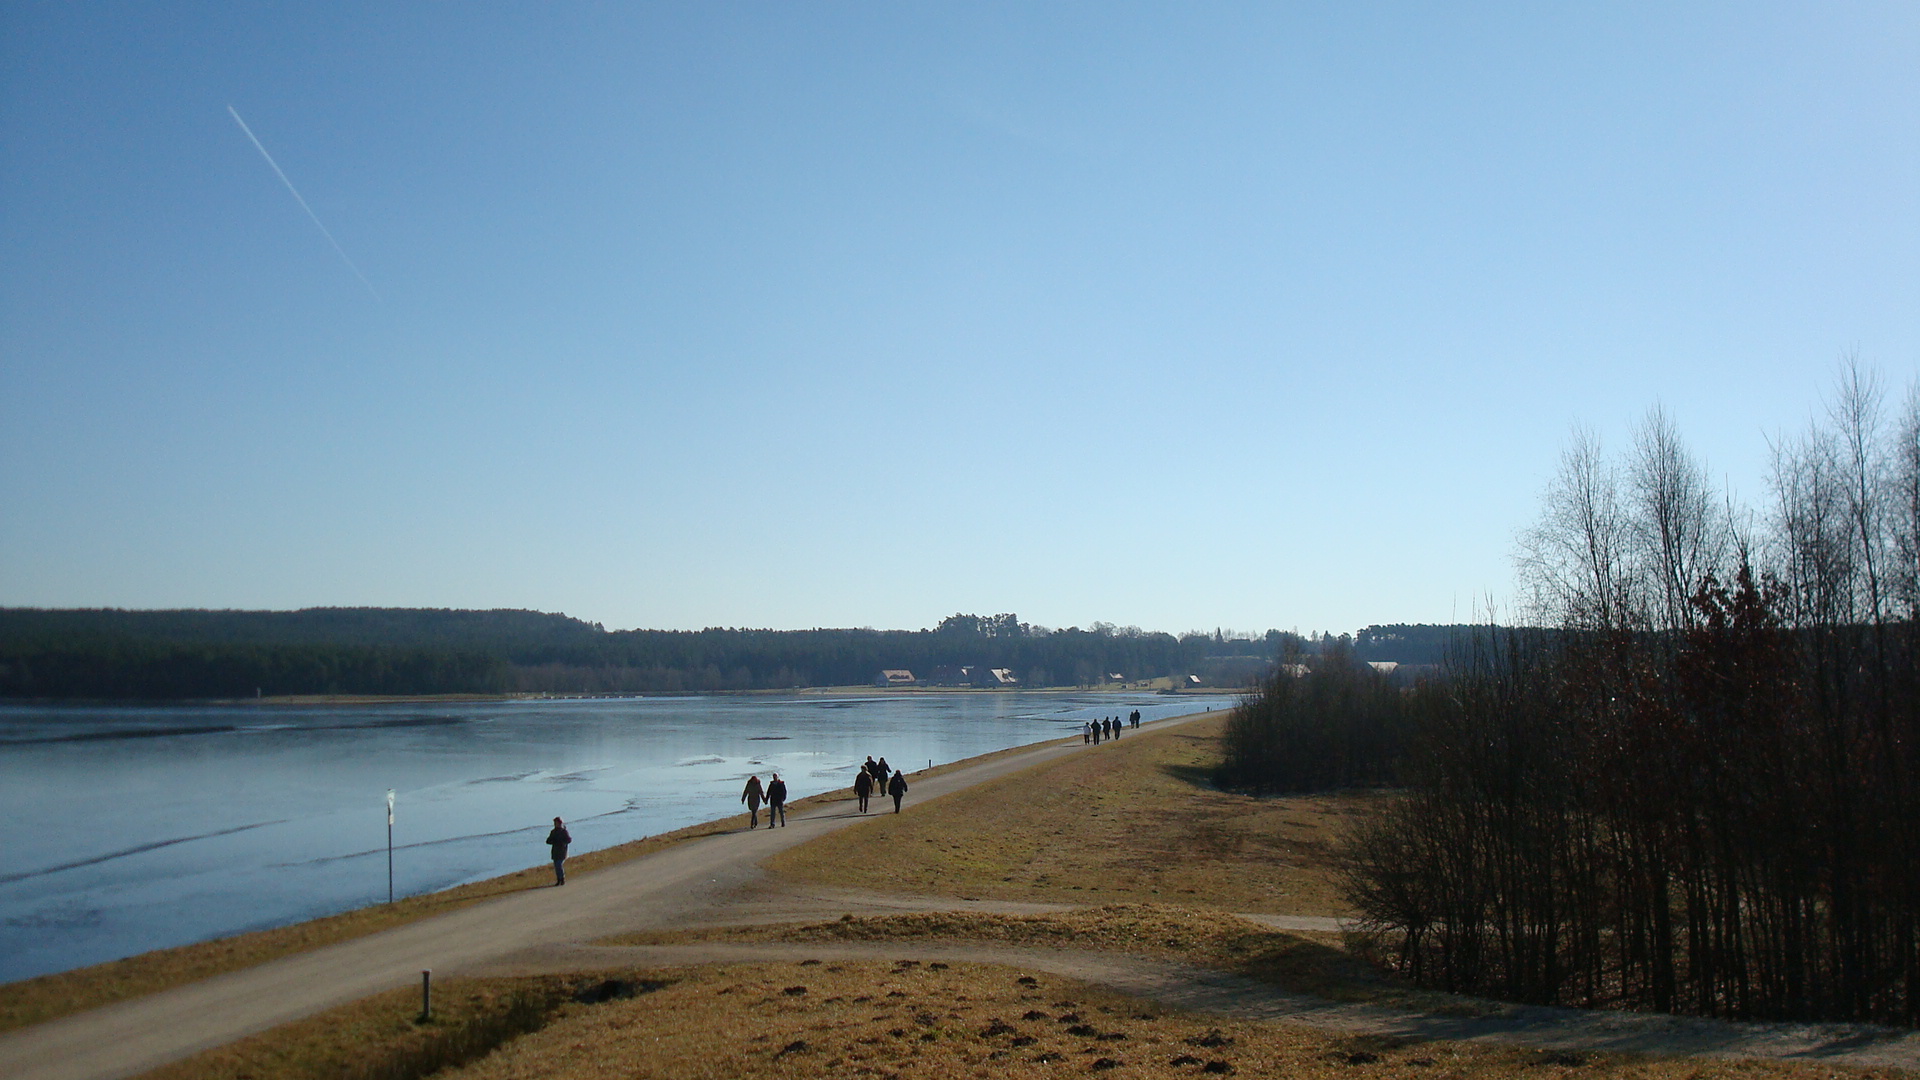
[765,713,1370,917]
[0,729,1086,1034]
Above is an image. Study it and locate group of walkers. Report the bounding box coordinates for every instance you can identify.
[851,756,909,814]
[545,754,914,887]
[739,755,910,830]
[738,771,790,828]
[548,713,1163,884]
[1082,709,1142,745]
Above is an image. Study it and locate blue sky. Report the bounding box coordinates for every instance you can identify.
[2,2,1916,635]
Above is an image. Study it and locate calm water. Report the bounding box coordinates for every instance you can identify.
[0,692,1233,982]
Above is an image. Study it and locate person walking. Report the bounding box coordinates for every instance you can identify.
[887,769,909,813]
[741,775,764,829]
[766,772,788,827]
[545,817,571,886]
[1082,722,1091,745]
[875,756,891,782]
[853,766,873,813]
[1110,715,1120,740]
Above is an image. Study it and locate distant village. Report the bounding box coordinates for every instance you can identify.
[874,666,1205,688]
[874,659,1433,689]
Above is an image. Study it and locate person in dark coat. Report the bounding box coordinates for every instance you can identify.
[853,765,873,812]
[741,775,764,829]
[887,769,909,813]
[766,772,788,827]
[875,756,890,781]
[1110,715,1119,740]
[546,817,571,886]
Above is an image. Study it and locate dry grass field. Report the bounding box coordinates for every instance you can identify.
[137,961,1906,1080]
[768,715,1374,917]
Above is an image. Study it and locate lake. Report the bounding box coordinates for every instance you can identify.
[0,691,1235,982]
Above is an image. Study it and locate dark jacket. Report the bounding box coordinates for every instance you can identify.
[766,778,788,805]
[546,826,571,857]
[853,770,873,795]
[887,773,908,797]
[741,777,764,807]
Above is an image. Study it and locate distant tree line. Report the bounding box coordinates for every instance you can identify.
[0,608,1361,699]
[1215,623,1484,792]
[1352,624,1472,665]
[1215,635,1414,792]
[0,638,513,699]
[1228,366,1919,1026]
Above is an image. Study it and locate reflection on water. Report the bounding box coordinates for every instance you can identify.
[0,692,1233,981]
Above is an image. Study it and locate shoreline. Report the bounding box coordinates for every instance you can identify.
[0,708,1221,1034]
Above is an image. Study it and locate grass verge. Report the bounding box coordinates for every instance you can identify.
[768,713,1375,917]
[141,960,1903,1080]
[132,971,669,1080]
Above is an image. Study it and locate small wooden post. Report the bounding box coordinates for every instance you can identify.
[419,969,432,1022]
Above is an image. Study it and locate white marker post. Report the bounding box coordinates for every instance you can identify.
[386,789,396,904]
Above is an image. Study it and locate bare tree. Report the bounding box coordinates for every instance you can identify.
[1352,367,1920,1025]
[1828,358,1889,626]
[1769,426,1855,628]
[1887,380,1920,622]
[1628,405,1723,631]
[1518,428,1635,631]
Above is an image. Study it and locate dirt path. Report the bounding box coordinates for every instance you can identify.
[4,710,1915,1078]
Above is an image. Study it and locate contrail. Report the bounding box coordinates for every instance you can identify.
[227,105,381,301]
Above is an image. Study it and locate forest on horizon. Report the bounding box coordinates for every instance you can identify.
[0,607,1466,699]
